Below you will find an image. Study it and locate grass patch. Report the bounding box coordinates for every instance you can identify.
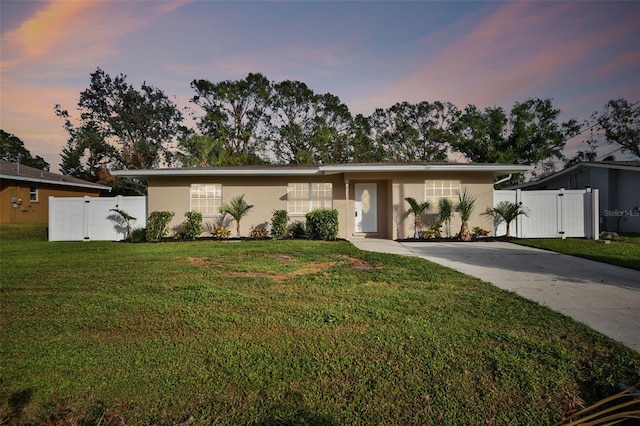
[514,234,640,271]
[0,223,48,242]
[1,228,639,424]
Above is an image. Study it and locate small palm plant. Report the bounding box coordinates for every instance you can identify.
[438,198,454,238]
[486,201,528,237]
[109,208,136,240]
[220,194,254,237]
[405,197,431,239]
[456,189,475,241]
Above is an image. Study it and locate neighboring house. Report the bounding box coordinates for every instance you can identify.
[113,163,530,240]
[0,160,111,223]
[509,161,640,233]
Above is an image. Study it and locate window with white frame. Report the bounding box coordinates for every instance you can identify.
[425,180,460,204]
[190,183,222,215]
[29,185,38,202]
[287,183,333,214]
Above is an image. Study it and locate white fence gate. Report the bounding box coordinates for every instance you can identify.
[494,189,599,239]
[49,196,147,241]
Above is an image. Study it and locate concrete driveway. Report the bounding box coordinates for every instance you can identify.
[351,239,640,352]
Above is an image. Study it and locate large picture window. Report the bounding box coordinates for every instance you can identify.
[287,183,333,214]
[425,180,460,203]
[190,183,222,215]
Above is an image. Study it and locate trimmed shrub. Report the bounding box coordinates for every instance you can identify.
[146,211,175,241]
[288,221,306,239]
[129,228,146,243]
[270,209,289,239]
[305,209,339,241]
[181,211,203,240]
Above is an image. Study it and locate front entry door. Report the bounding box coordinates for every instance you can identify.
[355,183,377,233]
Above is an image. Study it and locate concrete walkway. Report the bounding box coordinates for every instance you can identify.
[351,239,640,352]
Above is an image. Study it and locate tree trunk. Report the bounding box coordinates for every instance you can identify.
[459,221,471,241]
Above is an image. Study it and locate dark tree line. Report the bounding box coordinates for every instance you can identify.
[55,68,638,193]
[0,130,50,170]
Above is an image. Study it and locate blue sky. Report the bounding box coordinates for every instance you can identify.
[1,0,639,170]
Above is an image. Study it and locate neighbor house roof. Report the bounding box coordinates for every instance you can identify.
[508,161,640,189]
[111,162,532,178]
[0,160,112,191]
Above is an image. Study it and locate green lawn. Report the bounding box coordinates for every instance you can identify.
[514,234,640,271]
[1,225,639,425]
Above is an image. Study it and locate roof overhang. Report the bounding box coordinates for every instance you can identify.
[508,161,640,189]
[111,168,323,177]
[111,163,532,178]
[0,173,112,191]
[319,164,532,176]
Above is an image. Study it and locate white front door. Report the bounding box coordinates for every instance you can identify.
[355,183,377,233]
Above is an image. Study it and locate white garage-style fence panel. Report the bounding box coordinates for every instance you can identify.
[494,189,599,239]
[49,196,147,241]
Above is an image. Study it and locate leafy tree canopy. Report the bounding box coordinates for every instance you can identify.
[190,73,271,162]
[452,98,581,166]
[594,98,639,159]
[56,67,183,172]
[267,80,353,164]
[371,101,458,162]
[0,130,50,170]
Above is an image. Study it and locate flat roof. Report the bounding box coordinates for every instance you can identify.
[111,162,532,178]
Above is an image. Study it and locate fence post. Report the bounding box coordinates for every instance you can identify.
[559,188,566,239]
[592,189,599,240]
[83,196,91,241]
[516,189,522,238]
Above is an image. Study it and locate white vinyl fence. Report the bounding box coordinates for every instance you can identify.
[49,196,147,241]
[494,189,599,239]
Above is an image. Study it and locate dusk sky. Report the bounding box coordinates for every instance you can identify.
[1,0,639,171]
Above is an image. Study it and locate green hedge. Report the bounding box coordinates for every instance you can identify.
[305,209,339,241]
[146,211,175,241]
[181,211,203,240]
[270,209,289,239]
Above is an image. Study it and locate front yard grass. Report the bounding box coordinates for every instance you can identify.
[514,234,640,271]
[1,229,639,424]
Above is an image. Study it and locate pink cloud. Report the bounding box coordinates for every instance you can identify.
[364,2,639,112]
[0,77,81,167]
[593,51,640,80]
[155,0,192,14]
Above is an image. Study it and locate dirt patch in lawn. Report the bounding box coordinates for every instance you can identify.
[187,256,337,283]
[336,255,379,271]
[265,253,294,262]
[187,253,379,282]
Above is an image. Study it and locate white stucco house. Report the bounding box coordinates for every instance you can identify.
[112,162,531,240]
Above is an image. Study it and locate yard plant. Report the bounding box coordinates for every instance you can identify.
[146,210,175,241]
[220,194,254,237]
[438,198,454,238]
[1,224,639,425]
[457,189,476,241]
[270,209,289,239]
[486,201,528,237]
[405,197,431,239]
[305,208,339,241]
[181,210,203,240]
